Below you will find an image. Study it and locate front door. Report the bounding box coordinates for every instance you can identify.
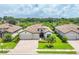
[39,32,44,38]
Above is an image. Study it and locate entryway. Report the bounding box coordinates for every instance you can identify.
[7,40,38,54]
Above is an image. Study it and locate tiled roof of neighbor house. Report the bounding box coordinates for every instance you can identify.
[25,24,52,34]
[0,23,22,33]
[55,24,79,33]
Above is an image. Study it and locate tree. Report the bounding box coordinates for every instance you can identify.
[8,19,17,25]
[0,17,2,21]
[4,33,12,42]
[46,34,56,48]
[3,16,8,20]
[3,16,17,25]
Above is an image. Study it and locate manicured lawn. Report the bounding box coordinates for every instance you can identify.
[38,34,74,49]
[37,51,76,54]
[0,35,19,53]
[0,35,19,49]
[0,42,16,49]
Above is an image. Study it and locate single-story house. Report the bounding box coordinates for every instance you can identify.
[55,24,79,40]
[19,24,52,40]
[0,23,22,37]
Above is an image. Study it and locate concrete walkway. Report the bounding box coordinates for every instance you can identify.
[7,40,38,54]
[68,40,79,54]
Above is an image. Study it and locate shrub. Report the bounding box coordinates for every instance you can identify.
[4,33,12,42]
[12,35,20,43]
[46,44,53,48]
[45,34,56,48]
[62,36,68,43]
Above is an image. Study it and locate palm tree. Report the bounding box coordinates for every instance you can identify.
[46,34,56,48]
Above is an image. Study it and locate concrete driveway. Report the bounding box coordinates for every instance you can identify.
[68,40,79,54]
[8,40,38,54]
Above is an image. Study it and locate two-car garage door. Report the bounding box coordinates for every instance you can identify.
[65,31,79,40]
[19,32,40,40]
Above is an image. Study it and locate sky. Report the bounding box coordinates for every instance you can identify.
[0,4,79,18]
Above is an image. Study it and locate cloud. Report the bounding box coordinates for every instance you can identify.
[0,4,79,18]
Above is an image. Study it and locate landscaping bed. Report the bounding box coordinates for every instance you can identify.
[38,34,73,49]
[37,34,75,54]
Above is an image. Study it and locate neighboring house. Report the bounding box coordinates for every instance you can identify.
[0,23,22,38]
[19,24,52,40]
[55,24,79,40]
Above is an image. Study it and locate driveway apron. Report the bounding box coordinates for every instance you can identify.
[7,40,38,54]
[68,40,79,54]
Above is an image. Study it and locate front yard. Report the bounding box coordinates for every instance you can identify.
[37,34,76,54]
[0,35,20,53]
[38,34,73,49]
[0,42,16,49]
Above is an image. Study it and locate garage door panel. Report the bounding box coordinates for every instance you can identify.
[19,32,32,40]
[65,31,79,40]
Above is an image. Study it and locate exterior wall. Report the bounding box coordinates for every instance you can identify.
[32,34,40,40]
[65,31,79,40]
[55,29,64,37]
[55,29,79,40]
[19,32,40,40]
[19,31,52,40]
[19,32,33,40]
[12,29,23,37]
[44,32,52,38]
[77,33,79,39]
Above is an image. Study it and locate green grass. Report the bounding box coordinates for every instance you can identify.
[37,51,76,54]
[38,34,73,49]
[0,35,19,49]
[0,38,3,43]
[0,51,9,53]
[0,42,16,49]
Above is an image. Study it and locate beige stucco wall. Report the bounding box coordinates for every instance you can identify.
[55,29,64,37]
[32,34,40,40]
[19,32,40,40]
[65,31,79,40]
[19,31,52,40]
[44,32,52,38]
[55,29,79,40]
[19,32,33,40]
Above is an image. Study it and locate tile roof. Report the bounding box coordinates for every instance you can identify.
[0,23,22,33]
[55,24,79,33]
[25,24,52,34]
